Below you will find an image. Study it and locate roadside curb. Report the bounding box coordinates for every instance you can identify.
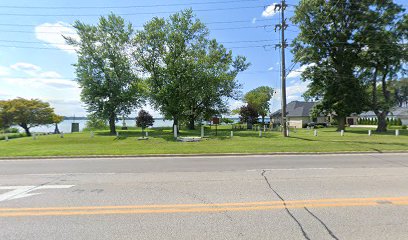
[1,151,408,160]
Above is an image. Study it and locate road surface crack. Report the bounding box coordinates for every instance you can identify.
[261,170,311,240]
[304,207,339,240]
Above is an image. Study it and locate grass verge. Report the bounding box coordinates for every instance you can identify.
[0,126,407,157]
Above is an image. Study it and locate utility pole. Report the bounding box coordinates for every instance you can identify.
[274,0,288,137]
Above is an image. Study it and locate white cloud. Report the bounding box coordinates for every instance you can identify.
[35,22,79,54]
[268,66,274,71]
[262,3,279,18]
[10,62,41,76]
[271,80,310,112]
[252,18,257,24]
[4,63,77,89]
[287,63,316,79]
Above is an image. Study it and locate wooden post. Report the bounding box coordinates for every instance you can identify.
[201,125,204,138]
[368,130,371,136]
[173,125,178,138]
[314,130,317,136]
[340,130,344,136]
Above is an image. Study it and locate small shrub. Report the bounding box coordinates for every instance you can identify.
[402,125,407,130]
[4,128,19,133]
[84,115,108,131]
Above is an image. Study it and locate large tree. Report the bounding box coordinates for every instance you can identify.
[244,86,274,124]
[292,1,372,130]
[65,14,145,135]
[134,9,249,130]
[356,1,407,132]
[0,98,60,136]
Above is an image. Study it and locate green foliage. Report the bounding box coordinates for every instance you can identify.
[239,104,259,125]
[0,98,57,136]
[221,118,234,124]
[4,128,19,133]
[134,9,249,129]
[85,114,108,130]
[397,118,402,126]
[392,78,408,107]
[292,1,372,130]
[243,86,274,123]
[136,110,155,129]
[65,13,146,135]
[402,125,407,130]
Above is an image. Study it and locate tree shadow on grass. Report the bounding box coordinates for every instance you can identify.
[288,136,318,142]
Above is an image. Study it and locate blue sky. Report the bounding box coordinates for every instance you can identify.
[0,0,405,117]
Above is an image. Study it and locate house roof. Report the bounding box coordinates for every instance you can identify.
[270,101,317,117]
[359,107,408,118]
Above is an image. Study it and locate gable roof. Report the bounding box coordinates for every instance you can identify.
[270,101,316,117]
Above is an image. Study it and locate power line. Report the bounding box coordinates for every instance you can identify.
[0,24,275,34]
[0,38,280,46]
[0,43,279,51]
[0,5,265,17]
[0,0,259,9]
[0,18,276,28]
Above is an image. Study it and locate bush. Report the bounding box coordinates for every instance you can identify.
[397,118,402,126]
[221,118,234,124]
[84,115,108,131]
[402,125,407,130]
[0,133,26,140]
[4,128,19,133]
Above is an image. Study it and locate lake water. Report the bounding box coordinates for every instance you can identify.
[19,117,270,133]
[21,119,173,133]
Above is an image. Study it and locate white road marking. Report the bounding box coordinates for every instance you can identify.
[0,185,74,202]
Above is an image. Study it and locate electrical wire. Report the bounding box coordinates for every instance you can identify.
[0,0,259,9]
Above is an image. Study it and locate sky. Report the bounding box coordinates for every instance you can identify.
[0,0,406,118]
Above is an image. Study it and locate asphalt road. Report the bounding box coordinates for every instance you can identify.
[1,153,408,239]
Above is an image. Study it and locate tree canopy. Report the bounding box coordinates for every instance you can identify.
[134,9,249,130]
[292,0,407,131]
[244,86,274,124]
[65,13,146,135]
[0,98,60,136]
[136,110,154,129]
[292,1,372,130]
[355,0,407,132]
[239,104,259,128]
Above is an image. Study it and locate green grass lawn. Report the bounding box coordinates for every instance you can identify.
[0,126,407,157]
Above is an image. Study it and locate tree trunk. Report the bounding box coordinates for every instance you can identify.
[188,116,195,130]
[376,112,387,132]
[336,116,346,131]
[261,115,265,125]
[108,114,116,135]
[20,123,31,136]
[54,123,60,134]
[172,117,179,133]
